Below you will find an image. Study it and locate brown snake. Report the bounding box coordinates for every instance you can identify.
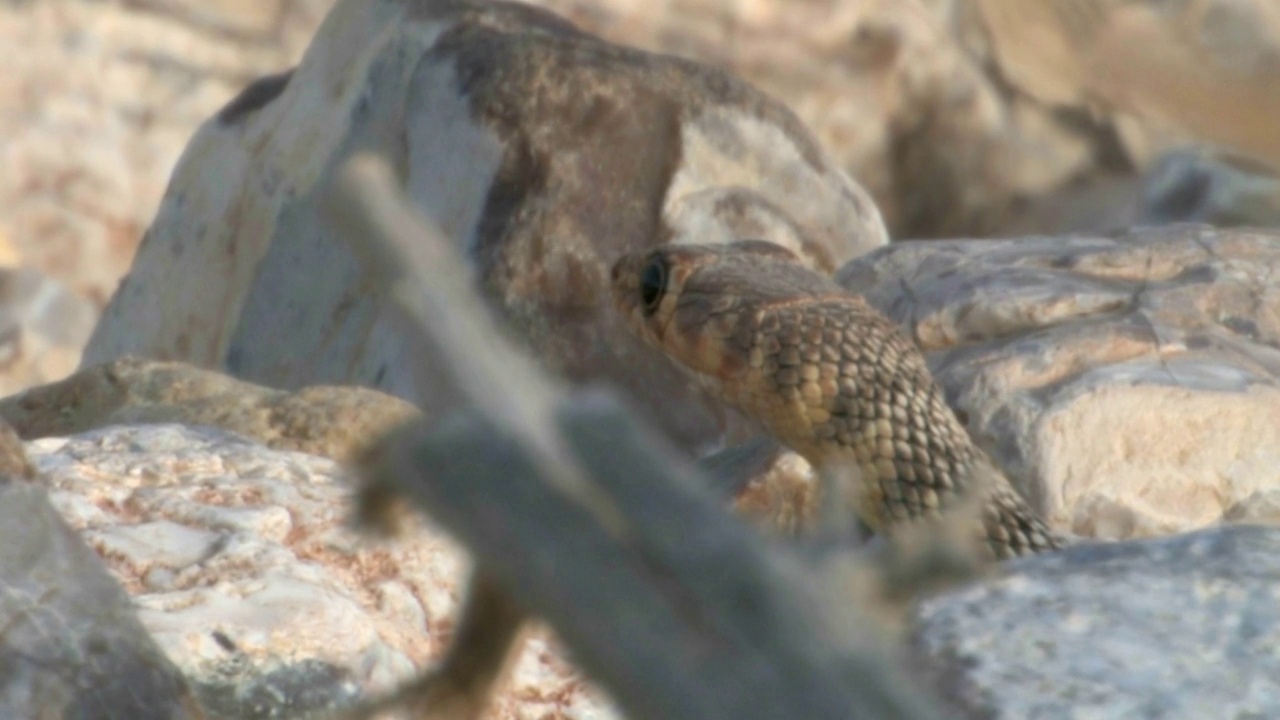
[610,240,1063,559]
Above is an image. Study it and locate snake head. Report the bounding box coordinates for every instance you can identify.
[609,240,842,395]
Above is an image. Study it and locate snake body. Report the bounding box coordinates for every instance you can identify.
[610,240,1062,559]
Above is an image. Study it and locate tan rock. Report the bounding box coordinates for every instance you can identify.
[1,357,419,462]
[837,225,1280,540]
[82,0,886,452]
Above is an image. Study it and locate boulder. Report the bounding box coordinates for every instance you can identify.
[837,225,1280,540]
[81,0,886,451]
[31,422,617,719]
[911,525,1280,718]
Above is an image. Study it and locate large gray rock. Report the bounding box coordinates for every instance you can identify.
[837,225,1280,541]
[82,0,886,451]
[911,525,1280,718]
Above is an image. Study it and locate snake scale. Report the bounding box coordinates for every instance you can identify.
[611,240,1064,559]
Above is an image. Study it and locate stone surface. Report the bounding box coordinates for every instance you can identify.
[837,225,1280,540]
[30,423,616,719]
[0,434,203,719]
[910,524,1280,719]
[1,357,420,462]
[81,0,886,452]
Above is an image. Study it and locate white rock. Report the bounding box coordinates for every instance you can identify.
[30,423,617,718]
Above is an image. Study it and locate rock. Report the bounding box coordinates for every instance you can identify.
[910,525,1280,718]
[30,423,616,719]
[0,425,203,719]
[0,0,332,306]
[0,266,98,397]
[81,0,886,451]
[1140,148,1280,228]
[837,225,1280,540]
[1,357,419,462]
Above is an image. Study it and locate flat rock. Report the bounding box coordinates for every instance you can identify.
[0,423,202,720]
[1,357,420,462]
[81,0,886,452]
[910,524,1280,719]
[837,225,1280,540]
[30,423,616,719]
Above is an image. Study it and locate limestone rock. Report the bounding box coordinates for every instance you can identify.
[837,225,1280,540]
[30,423,616,719]
[0,427,203,719]
[0,0,332,305]
[82,0,886,451]
[1,357,419,462]
[910,525,1280,718]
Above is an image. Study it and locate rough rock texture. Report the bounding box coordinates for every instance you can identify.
[837,226,1280,540]
[0,265,98,397]
[0,0,332,306]
[81,0,886,451]
[1,357,419,461]
[0,425,204,720]
[911,525,1280,719]
[31,423,616,720]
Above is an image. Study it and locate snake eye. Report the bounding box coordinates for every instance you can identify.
[639,255,668,316]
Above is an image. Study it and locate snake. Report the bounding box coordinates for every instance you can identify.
[610,240,1064,560]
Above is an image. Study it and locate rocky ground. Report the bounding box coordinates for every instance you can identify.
[1,0,1279,718]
